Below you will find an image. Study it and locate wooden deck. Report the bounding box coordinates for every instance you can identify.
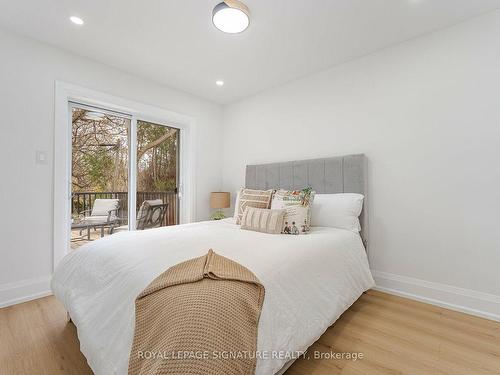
[70,228,114,250]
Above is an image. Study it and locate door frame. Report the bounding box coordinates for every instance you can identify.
[53,81,196,271]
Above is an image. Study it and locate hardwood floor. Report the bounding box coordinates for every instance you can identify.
[1,290,499,374]
[0,295,92,375]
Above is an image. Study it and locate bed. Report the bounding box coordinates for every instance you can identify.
[51,154,375,375]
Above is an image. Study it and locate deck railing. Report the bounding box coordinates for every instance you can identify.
[71,191,178,226]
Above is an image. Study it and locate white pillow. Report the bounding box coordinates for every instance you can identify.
[233,189,241,220]
[311,193,364,232]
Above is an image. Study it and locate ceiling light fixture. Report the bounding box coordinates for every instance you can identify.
[70,16,84,25]
[216,80,224,86]
[212,0,250,34]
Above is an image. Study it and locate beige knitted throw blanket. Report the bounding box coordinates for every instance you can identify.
[128,249,265,375]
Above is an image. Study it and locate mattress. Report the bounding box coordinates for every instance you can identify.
[51,218,374,374]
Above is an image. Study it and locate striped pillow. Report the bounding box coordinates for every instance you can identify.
[235,188,274,224]
[241,207,286,234]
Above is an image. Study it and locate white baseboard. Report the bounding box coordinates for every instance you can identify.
[0,276,52,308]
[372,270,500,322]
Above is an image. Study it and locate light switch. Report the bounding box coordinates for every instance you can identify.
[36,150,48,165]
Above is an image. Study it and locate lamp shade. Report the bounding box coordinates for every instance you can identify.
[210,192,230,209]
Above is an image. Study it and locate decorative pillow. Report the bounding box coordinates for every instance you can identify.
[311,193,364,232]
[270,188,315,234]
[235,188,274,224]
[240,207,286,234]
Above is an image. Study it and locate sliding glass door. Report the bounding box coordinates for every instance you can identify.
[69,104,179,249]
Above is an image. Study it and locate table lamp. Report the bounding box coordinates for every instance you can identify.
[210,192,230,220]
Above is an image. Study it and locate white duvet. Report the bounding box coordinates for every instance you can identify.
[51,219,374,375]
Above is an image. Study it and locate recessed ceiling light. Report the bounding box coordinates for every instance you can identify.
[216,80,224,87]
[212,1,250,34]
[70,16,84,25]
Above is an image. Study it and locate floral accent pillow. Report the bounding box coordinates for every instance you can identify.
[270,187,315,234]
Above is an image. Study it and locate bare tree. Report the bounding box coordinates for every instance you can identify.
[71,109,178,194]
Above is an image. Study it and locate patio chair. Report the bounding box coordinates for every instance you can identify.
[79,198,120,232]
[110,199,168,233]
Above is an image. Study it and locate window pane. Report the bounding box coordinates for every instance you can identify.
[136,120,179,230]
[71,107,130,248]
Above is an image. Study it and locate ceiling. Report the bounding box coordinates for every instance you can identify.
[0,0,499,104]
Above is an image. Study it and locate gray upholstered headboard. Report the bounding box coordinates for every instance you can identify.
[245,154,368,247]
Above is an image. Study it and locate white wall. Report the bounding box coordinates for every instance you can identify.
[222,12,500,319]
[0,29,223,306]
